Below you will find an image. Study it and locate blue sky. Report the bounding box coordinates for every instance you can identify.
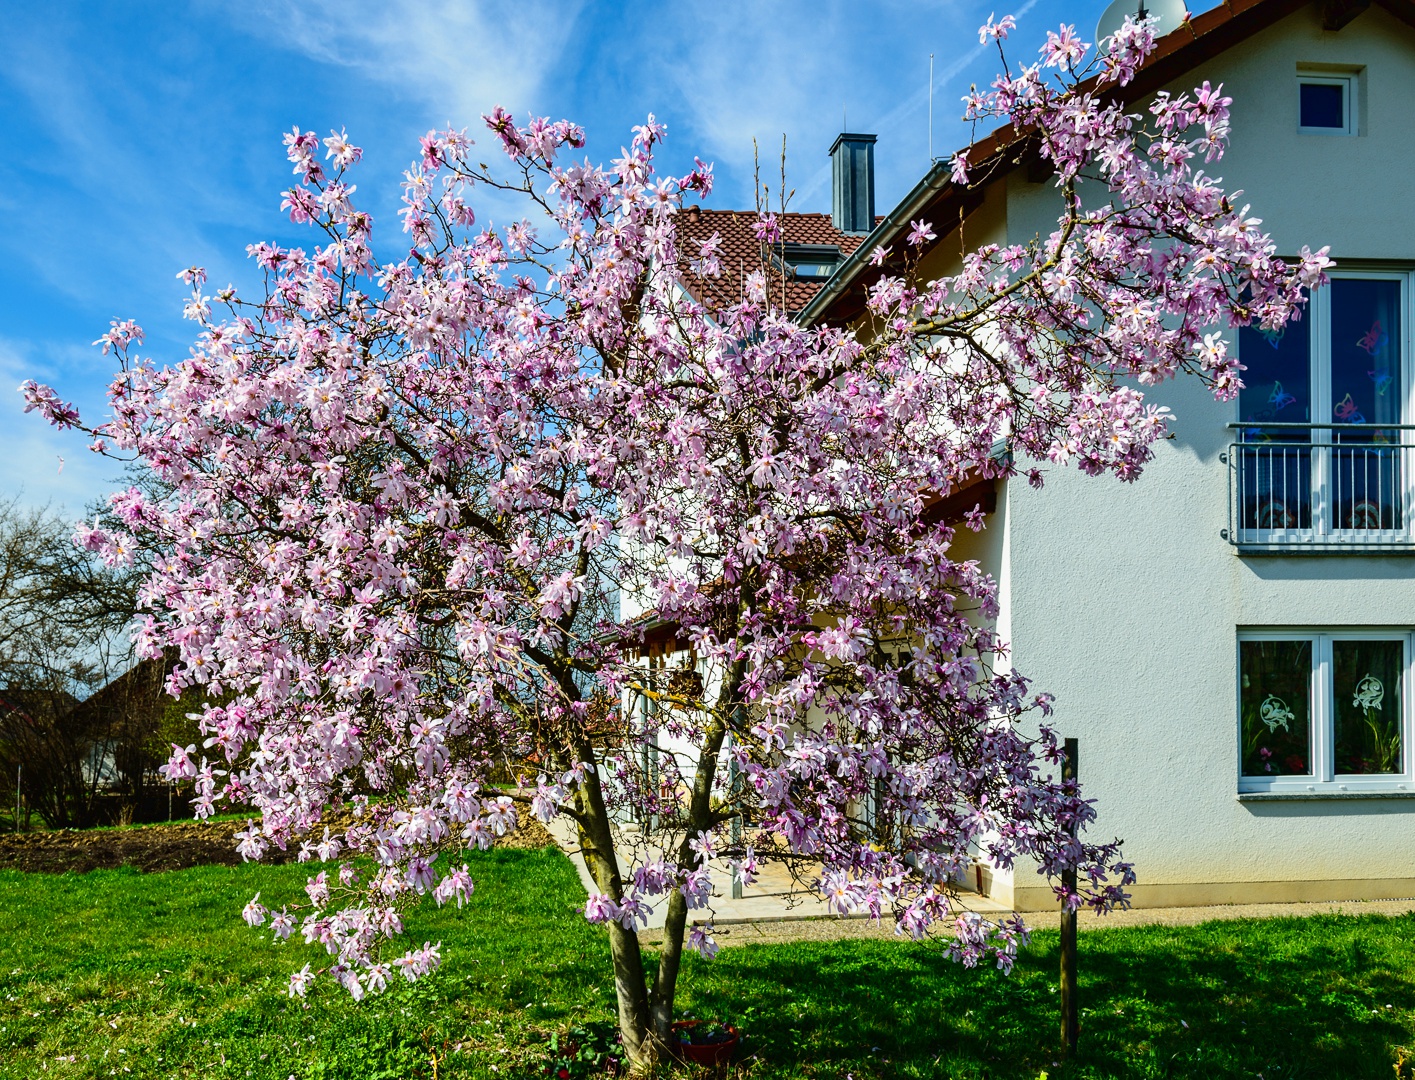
[0,0,1204,516]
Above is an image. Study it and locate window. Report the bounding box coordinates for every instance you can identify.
[777,243,842,282]
[1298,74,1355,134]
[1238,631,1413,793]
[1231,269,1411,544]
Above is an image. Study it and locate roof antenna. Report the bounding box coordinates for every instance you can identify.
[928,52,934,162]
[843,103,847,131]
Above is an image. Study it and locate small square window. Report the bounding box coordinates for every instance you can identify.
[1298,75,1354,134]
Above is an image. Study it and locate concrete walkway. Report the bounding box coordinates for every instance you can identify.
[544,817,894,928]
[543,819,1415,946]
[673,896,1415,949]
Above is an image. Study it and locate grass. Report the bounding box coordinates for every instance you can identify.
[3,848,1415,1079]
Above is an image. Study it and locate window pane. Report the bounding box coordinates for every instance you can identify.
[1240,640,1312,777]
[1300,82,1345,129]
[1238,314,1312,529]
[1334,639,1404,775]
[1329,278,1403,529]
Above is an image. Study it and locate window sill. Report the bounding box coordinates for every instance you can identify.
[1233,542,1415,555]
[1238,790,1415,801]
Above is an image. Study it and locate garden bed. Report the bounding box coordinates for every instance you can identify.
[0,813,553,873]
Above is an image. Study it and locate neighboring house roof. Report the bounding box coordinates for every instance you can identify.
[799,0,1415,328]
[0,652,176,733]
[675,206,877,317]
[64,654,172,729]
[0,688,79,725]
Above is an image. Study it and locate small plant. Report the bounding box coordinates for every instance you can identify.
[672,1018,741,1066]
[682,1021,735,1045]
[539,1020,624,1079]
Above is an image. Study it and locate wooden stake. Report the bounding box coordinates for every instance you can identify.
[1060,737,1079,1056]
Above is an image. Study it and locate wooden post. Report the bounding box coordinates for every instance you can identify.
[1060,737,1079,1057]
[729,761,743,900]
[729,711,744,899]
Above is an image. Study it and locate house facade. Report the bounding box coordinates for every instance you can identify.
[804,0,1415,908]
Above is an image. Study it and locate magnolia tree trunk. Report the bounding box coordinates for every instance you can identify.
[570,694,732,1068]
[571,770,659,1065]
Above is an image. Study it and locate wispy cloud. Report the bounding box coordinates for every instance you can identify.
[637,0,1055,212]
[241,0,586,122]
[641,2,871,207]
[791,0,1045,205]
[0,15,270,347]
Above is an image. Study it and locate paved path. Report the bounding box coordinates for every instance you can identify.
[543,819,1415,946]
[652,896,1415,949]
[544,817,851,929]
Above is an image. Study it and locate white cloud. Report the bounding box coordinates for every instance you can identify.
[637,0,1049,211]
[641,3,861,208]
[242,0,585,122]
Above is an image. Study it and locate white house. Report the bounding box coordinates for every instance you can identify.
[793,0,1415,909]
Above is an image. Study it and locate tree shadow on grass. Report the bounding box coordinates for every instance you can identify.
[675,914,1415,1079]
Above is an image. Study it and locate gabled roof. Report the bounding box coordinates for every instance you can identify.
[0,688,79,724]
[675,206,876,316]
[800,0,1415,328]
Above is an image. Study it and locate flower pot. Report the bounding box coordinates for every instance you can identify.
[672,1020,739,1065]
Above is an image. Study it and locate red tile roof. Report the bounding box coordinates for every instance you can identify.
[675,206,877,316]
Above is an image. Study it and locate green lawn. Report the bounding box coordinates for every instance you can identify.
[3,847,1415,1078]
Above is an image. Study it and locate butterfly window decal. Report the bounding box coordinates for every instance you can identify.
[1368,369,1395,396]
[1258,326,1285,350]
[1334,393,1366,424]
[1357,320,1389,357]
[1268,382,1297,411]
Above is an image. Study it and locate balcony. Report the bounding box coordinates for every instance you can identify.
[1225,423,1415,552]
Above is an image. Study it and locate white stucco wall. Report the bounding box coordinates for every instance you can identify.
[991,3,1415,908]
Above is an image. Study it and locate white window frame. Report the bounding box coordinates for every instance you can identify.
[1297,73,1356,136]
[1234,267,1415,544]
[1237,629,1415,794]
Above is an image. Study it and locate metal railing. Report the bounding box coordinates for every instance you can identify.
[1225,423,1415,551]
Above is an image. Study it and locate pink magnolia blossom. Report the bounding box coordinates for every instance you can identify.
[242,893,268,928]
[287,964,315,998]
[686,924,719,959]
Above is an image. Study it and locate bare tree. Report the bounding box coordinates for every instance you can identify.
[0,498,172,827]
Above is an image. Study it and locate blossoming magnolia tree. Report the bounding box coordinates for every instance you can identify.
[24,15,1327,1068]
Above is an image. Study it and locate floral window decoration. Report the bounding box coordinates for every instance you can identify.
[1240,640,1311,777]
[1333,640,1403,774]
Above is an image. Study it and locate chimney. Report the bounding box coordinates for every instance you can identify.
[829,132,876,235]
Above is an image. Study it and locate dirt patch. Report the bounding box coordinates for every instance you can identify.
[0,814,554,874]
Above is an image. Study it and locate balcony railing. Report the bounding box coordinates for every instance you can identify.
[1225,423,1415,552]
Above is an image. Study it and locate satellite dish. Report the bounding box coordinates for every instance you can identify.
[1096,0,1188,45]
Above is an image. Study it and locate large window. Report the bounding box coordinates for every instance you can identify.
[1239,631,1413,793]
[1232,269,1412,544]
